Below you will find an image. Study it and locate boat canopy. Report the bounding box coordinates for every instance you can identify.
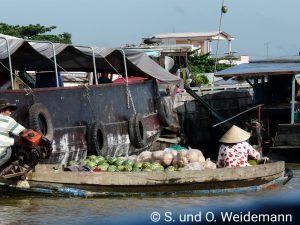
[0,34,180,83]
[215,57,300,78]
[215,56,300,125]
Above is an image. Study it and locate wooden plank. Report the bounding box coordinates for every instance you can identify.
[274,124,300,146]
[26,172,284,193]
[270,146,300,149]
[157,137,180,144]
[27,161,284,186]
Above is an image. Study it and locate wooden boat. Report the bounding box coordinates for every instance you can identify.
[0,161,291,197]
[0,34,180,164]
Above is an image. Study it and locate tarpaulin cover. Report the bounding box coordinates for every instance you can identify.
[215,57,300,78]
[0,34,180,83]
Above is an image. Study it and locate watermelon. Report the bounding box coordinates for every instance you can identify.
[124,165,133,172]
[98,164,109,171]
[165,166,176,172]
[133,162,143,169]
[107,165,117,172]
[152,162,164,171]
[142,162,152,170]
[107,156,118,165]
[117,165,125,171]
[88,155,97,161]
[132,167,141,172]
[86,161,97,169]
[115,158,126,166]
[68,160,79,166]
[123,159,134,167]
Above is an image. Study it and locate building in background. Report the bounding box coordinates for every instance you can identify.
[150,31,234,55]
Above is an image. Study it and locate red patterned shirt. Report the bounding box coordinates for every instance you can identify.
[217,141,260,168]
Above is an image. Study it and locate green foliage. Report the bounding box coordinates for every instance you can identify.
[188,53,231,74]
[0,23,72,44]
[188,53,232,85]
[190,73,209,86]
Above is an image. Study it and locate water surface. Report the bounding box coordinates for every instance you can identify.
[0,165,299,225]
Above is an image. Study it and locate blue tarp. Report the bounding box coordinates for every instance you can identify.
[215,58,300,78]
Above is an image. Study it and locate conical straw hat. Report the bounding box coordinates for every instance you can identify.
[219,125,251,144]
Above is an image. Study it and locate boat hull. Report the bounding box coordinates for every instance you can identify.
[0,161,289,197]
[0,80,161,163]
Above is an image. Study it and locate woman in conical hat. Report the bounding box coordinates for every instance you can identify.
[217,125,261,168]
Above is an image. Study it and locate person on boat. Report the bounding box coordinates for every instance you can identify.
[0,99,27,167]
[217,125,261,168]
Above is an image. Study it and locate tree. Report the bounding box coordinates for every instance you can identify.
[0,23,72,44]
[188,53,231,74]
[188,53,232,86]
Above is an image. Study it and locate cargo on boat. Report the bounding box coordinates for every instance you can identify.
[0,161,291,197]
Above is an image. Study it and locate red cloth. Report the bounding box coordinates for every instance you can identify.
[113,77,147,83]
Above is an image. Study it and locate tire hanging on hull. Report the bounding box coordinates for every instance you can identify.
[28,103,54,141]
[129,113,147,148]
[87,121,108,156]
[156,97,173,127]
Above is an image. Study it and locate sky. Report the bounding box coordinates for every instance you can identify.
[1,0,300,60]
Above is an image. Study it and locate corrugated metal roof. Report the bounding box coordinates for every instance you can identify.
[154,31,234,40]
[215,58,300,78]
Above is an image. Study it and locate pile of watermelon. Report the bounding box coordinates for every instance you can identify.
[67,155,176,172]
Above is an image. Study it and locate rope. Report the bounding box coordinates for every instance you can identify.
[97,48,136,114]
[85,87,97,121]
[212,104,264,128]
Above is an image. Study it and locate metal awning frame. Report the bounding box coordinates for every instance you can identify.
[0,36,14,89]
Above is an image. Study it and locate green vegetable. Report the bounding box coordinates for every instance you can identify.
[68,160,78,166]
[132,167,141,172]
[98,164,109,171]
[86,161,97,169]
[248,159,258,166]
[123,159,134,167]
[142,162,152,169]
[115,158,126,166]
[152,162,164,171]
[88,155,97,161]
[107,165,117,172]
[94,156,105,164]
[107,156,118,165]
[117,165,125,171]
[165,166,176,172]
[124,165,133,172]
[133,162,143,169]
[79,159,89,165]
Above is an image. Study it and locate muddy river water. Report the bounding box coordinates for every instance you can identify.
[0,164,299,225]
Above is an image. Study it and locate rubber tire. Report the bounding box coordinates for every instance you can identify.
[87,121,108,156]
[28,103,54,141]
[156,97,172,127]
[128,113,147,148]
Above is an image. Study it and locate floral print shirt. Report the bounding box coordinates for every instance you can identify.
[217,141,260,168]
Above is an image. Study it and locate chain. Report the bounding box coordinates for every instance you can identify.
[84,88,96,121]
[126,86,136,114]
[98,48,137,114]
